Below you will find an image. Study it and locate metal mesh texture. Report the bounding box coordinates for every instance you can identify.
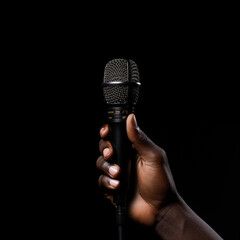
[103,59,140,105]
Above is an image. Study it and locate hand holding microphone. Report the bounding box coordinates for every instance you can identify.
[96,58,223,240]
[97,59,177,227]
[97,113,177,226]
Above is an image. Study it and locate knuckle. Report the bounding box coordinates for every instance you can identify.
[153,147,167,165]
[98,175,104,186]
[98,139,105,152]
[96,156,103,169]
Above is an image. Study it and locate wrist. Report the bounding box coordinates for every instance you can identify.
[154,192,184,226]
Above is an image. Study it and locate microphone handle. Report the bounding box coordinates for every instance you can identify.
[107,106,132,239]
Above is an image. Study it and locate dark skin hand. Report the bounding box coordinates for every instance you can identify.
[96,113,178,226]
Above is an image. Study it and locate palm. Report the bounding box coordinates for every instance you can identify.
[128,151,175,226]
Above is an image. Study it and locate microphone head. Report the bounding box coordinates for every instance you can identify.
[103,58,141,105]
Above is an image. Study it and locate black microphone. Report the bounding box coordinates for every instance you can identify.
[102,58,141,240]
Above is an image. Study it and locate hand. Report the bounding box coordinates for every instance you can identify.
[96,114,178,226]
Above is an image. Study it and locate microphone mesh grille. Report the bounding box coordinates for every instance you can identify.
[129,60,140,105]
[103,85,129,104]
[104,59,128,83]
[103,58,140,105]
[129,59,140,83]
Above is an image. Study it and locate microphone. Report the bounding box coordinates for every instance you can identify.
[102,58,141,239]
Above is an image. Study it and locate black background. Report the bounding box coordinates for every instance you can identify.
[11,6,239,240]
[33,51,238,239]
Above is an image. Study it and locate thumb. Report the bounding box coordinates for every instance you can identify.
[126,114,158,156]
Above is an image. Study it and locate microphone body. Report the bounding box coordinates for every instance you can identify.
[107,106,131,232]
[102,59,141,239]
[107,105,130,201]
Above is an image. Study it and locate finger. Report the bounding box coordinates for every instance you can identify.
[98,175,120,190]
[99,140,114,160]
[99,124,110,138]
[96,156,121,178]
[127,113,161,156]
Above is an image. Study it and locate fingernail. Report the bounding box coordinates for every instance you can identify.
[103,148,110,158]
[109,179,119,187]
[131,114,136,126]
[132,114,139,131]
[109,165,119,176]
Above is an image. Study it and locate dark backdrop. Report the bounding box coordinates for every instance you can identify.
[28,52,239,240]
[16,12,239,240]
